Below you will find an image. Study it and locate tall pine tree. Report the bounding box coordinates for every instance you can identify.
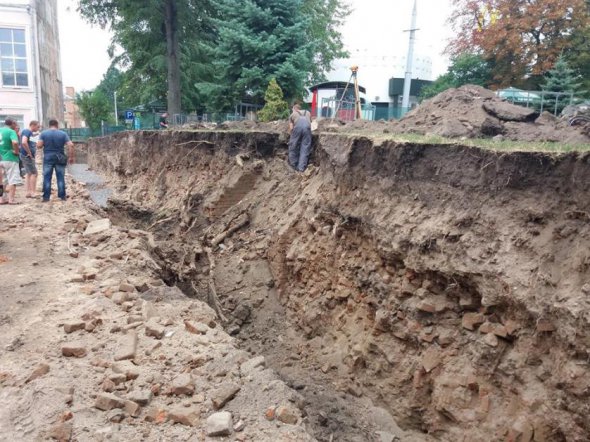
[542,55,583,113]
[198,0,314,112]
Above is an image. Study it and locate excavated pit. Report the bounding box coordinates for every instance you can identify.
[87,130,590,442]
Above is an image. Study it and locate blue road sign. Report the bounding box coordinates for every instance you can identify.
[125,110,134,120]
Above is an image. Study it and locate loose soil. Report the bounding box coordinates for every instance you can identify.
[190,85,590,145]
[83,129,590,442]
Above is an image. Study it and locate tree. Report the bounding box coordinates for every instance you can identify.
[302,0,350,84]
[258,79,289,122]
[78,0,215,113]
[420,53,492,100]
[448,0,590,88]
[542,55,583,113]
[198,0,314,112]
[76,90,112,130]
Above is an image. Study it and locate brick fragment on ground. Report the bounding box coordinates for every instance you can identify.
[184,320,208,335]
[206,411,233,436]
[95,393,125,411]
[26,363,50,383]
[170,373,194,396]
[210,382,241,410]
[114,331,138,361]
[168,406,200,426]
[63,321,85,334]
[145,319,165,340]
[276,405,299,424]
[61,342,87,358]
[462,313,485,331]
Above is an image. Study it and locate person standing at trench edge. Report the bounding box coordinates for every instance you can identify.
[288,103,312,172]
[36,119,74,202]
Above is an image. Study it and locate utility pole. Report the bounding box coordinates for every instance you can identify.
[114,91,118,126]
[402,0,418,112]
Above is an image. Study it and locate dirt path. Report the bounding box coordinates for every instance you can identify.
[0,182,316,441]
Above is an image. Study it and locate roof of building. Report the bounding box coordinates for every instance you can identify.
[309,81,367,94]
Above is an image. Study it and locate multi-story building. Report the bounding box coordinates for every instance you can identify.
[0,0,63,128]
[64,86,83,128]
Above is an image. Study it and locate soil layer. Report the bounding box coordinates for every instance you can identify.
[88,130,590,442]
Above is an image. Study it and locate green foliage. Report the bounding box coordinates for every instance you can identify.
[76,90,113,130]
[258,79,289,122]
[302,0,350,84]
[420,53,493,100]
[78,0,216,112]
[543,55,583,93]
[542,55,584,114]
[198,0,313,112]
[79,0,348,113]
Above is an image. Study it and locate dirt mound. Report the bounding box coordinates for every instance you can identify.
[394,85,590,144]
[88,130,590,441]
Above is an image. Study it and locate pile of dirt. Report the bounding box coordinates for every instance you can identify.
[394,85,590,144]
[88,130,590,441]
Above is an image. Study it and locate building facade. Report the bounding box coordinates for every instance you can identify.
[64,86,84,128]
[0,0,63,128]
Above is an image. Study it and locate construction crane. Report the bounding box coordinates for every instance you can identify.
[334,66,362,121]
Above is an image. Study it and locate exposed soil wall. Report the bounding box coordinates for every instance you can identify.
[88,130,590,441]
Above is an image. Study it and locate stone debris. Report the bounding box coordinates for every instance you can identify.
[421,347,442,373]
[169,373,195,396]
[25,363,50,383]
[206,411,233,437]
[276,405,299,424]
[111,361,140,380]
[168,406,200,426]
[61,342,87,358]
[462,313,485,331]
[241,355,266,374]
[114,332,138,361]
[184,320,208,335]
[145,319,165,340]
[127,390,153,406]
[210,382,241,410]
[95,393,126,411]
[83,218,112,236]
[119,282,135,293]
[63,321,86,334]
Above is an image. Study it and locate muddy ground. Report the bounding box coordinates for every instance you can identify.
[80,129,590,442]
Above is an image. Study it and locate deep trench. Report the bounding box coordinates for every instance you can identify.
[85,130,590,442]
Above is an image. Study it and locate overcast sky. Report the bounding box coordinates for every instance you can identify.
[58,0,454,91]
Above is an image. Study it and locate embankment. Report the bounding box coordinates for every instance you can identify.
[88,130,590,442]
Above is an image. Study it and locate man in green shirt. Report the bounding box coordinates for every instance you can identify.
[0,118,21,204]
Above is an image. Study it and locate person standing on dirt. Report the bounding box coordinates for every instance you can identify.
[288,103,312,172]
[0,118,22,205]
[159,112,169,129]
[36,119,74,202]
[20,120,40,198]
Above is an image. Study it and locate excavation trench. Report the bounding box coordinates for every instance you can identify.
[88,130,590,442]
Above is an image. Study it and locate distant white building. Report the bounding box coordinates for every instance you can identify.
[0,0,63,128]
[320,0,435,119]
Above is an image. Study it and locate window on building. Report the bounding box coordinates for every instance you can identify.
[0,28,28,87]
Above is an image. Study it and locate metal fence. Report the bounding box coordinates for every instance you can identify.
[497,90,576,116]
[317,97,376,121]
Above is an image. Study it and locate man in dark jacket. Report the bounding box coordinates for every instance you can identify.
[36,119,74,202]
[288,103,312,172]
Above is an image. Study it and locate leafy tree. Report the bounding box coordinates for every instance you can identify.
[76,90,112,130]
[448,0,590,88]
[78,0,216,114]
[302,0,350,84]
[258,79,289,122]
[420,53,492,100]
[198,0,314,112]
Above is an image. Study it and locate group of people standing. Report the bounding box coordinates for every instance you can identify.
[0,118,74,204]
